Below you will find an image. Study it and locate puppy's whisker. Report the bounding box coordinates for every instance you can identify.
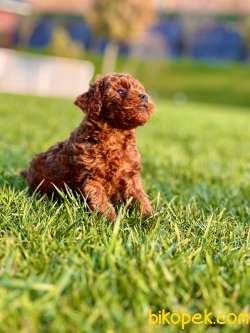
[124,105,144,110]
[123,106,136,109]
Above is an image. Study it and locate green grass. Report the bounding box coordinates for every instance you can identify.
[0,93,250,333]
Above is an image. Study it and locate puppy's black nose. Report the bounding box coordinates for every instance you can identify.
[139,93,148,103]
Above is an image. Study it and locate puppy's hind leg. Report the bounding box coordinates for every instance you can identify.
[82,179,116,221]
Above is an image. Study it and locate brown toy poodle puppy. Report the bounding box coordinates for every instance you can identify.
[21,73,154,221]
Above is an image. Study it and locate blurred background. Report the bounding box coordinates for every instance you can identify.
[1,0,250,106]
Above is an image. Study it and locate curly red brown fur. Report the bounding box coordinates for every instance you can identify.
[21,73,154,221]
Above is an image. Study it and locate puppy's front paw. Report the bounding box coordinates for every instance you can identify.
[105,206,117,222]
[141,202,153,218]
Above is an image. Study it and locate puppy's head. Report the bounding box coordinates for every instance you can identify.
[74,73,154,130]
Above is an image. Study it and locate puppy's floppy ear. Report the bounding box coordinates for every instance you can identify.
[74,91,89,112]
[74,78,104,119]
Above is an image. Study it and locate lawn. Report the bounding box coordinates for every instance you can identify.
[0,93,249,333]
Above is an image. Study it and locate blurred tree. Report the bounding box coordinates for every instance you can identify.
[86,0,155,73]
[49,26,84,58]
[244,17,250,50]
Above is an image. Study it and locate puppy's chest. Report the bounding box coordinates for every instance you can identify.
[98,136,139,181]
[102,142,132,178]
[71,132,140,182]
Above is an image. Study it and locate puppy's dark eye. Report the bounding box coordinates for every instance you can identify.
[117,88,127,96]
